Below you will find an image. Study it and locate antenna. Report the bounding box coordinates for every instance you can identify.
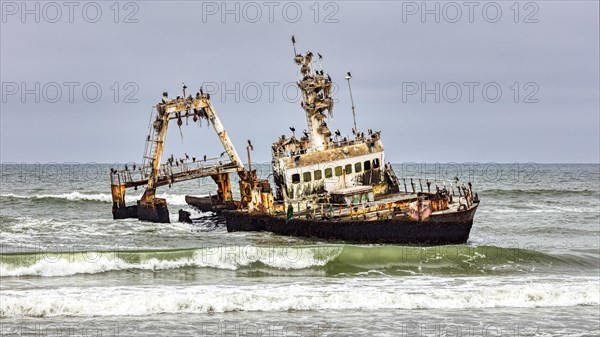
[246,140,254,183]
[345,72,358,134]
[291,35,297,56]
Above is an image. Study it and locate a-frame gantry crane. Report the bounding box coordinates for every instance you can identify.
[110,88,254,223]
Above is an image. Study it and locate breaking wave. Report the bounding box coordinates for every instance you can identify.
[1,276,598,317]
[1,245,597,278]
[0,246,339,277]
[0,192,191,206]
[480,188,599,198]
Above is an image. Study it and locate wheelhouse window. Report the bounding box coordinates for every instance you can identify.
[292,174,300,184]
[364,160,371,171]
[314,170,322,180]
[373,158,380,169]
[325,168,333,178]
[355,162,362,173]
[335,166,343,177]
[303,172,312,182]
[345,164,352,174]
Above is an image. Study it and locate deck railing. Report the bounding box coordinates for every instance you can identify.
[109,156,238,188]
[272,134,381,159]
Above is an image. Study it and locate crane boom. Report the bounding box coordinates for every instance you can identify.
[111,91,247,223]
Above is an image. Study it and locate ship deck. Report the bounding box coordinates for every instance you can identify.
[376,192,473,214]
[268,191,475,222]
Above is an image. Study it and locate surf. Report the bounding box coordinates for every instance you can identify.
[0,192,191,206]
[1,245,597,277]
[1,275,598,317]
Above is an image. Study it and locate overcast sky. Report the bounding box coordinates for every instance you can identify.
[1,1,598,164]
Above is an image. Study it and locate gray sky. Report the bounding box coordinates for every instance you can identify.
[1,1,599,164]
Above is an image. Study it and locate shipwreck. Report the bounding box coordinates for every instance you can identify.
[110,36,480,244]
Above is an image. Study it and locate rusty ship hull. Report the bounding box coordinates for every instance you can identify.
[223,203,478,245]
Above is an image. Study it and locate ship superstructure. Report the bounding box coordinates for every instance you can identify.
[271,38,399,202]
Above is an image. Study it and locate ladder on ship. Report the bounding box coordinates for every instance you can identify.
[384,165,400,193]
[141,107,160,179]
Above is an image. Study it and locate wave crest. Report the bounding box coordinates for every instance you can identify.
[0,246,343,277]
[1,277,598,317]
[480,188,598,197]
[0,192,190,205]
[2,245,597,278]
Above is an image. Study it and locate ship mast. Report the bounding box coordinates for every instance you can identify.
[292,36,334,150]
[345,72,358,134]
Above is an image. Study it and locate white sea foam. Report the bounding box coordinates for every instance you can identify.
[0,192,192,206]
[481,206,599,214]
[0,246,342,277]
[1,277,597,317]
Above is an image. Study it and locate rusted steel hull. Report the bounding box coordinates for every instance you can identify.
[223,203,478,245]
[185,195,217,212]
[137,199,170,223]
[112,205,138,219]
[112,200,170,223]
[185,195,238,212]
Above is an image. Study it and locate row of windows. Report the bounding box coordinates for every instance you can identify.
[291,159,380,184]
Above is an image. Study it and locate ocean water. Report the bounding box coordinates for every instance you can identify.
[0,163,598,336]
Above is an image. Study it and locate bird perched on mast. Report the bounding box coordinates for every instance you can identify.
[292,37,304,64]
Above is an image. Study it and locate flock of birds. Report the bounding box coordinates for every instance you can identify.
[161,84,210,105]
[109,150,230,176]
[284,126,377,142]
[114,37,372,177]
